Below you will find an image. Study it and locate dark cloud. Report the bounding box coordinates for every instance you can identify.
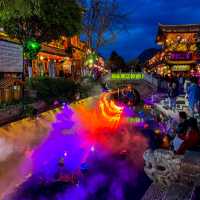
[100,0,200,61]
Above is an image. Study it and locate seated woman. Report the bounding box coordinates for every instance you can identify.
[175,117,200,155]
[171,112,188,151]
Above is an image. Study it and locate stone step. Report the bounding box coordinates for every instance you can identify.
[141,183,194,200]
[163,184,193,200]
[141,183,166,200]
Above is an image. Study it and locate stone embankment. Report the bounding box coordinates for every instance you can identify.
[142,149,200,200]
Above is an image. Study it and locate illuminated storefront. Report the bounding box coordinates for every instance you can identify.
[25,45,71,78]
[1,30,88,80]
[147,24,200,77]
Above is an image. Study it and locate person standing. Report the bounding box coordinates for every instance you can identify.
[184,78,191,94]
[168,82,178,112]
[187,77,200,116]
[178,75,185,94]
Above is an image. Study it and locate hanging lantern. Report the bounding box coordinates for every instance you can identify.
[40,56,44,60]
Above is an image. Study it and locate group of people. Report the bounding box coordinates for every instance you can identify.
[168,77,200,116]
[120,84,139,106]
[165,111,200,154]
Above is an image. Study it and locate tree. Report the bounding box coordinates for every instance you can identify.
[127,59,142,72]
[0,0,82,77]
[108,51,127,72]
[78,0,130,50]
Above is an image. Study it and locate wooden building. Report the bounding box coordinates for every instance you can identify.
[0,30,88,81]
[26,36,88,80]
[146,24,200,77]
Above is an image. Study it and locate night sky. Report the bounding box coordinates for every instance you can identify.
[100,0,200,61]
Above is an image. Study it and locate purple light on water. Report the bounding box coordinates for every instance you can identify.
[144,98,155,105]
[32,105,90,180]
[64,151,67,157]
[16,104,149,200]
[123,106,136,117]
[90,146,95,152]
[133,121,145,127]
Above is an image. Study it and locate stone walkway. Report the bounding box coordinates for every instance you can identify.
[142,183,194,200]
[141,183,166,200]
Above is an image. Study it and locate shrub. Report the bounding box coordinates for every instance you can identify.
[78,76,102,98]
[26,77,78,104]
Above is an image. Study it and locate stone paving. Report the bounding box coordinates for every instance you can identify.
[141,183,166,200]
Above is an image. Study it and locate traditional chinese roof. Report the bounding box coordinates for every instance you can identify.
[158,24,200,33]
[156,24,200,44]
[41,44,67,57]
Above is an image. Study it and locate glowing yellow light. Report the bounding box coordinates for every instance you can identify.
[155,129,160,135]
[110,100,123,113]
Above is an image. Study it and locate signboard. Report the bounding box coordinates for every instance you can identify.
[111,73,144,80]
[170,52,192,60]
[172,65,190,71]
[0,40,23,72]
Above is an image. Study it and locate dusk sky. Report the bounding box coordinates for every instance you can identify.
[100,0,200,61]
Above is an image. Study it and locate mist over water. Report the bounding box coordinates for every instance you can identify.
[19,104,148,199]
[0,138,14,162]
[3,99,150,200]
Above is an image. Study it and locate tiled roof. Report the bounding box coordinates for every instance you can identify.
[158,24,200,33]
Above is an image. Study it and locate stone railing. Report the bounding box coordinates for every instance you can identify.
[142,149,200,199]
[144,149,183,187]
[143,73,158,89]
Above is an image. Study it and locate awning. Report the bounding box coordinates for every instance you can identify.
[41,45,67,57]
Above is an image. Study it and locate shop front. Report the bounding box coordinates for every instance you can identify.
[24,50,71,78]
[146,24,200,78]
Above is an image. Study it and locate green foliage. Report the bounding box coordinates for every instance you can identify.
[23,105,35,117]
[27,77,78,104]
[127,59,142,72]
[24,38,41,59]
[78,76,101,98]
[196,42,200,53]
[0,0,82,54]
[85,52,98,67]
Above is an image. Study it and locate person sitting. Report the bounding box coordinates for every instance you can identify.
[175,117,200,155]
[171,112,188,151]
[168,82,178,112]
[187,77,200,116]
[176,111,189,139]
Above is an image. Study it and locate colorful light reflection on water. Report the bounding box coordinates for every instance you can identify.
[9,96,150,200]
